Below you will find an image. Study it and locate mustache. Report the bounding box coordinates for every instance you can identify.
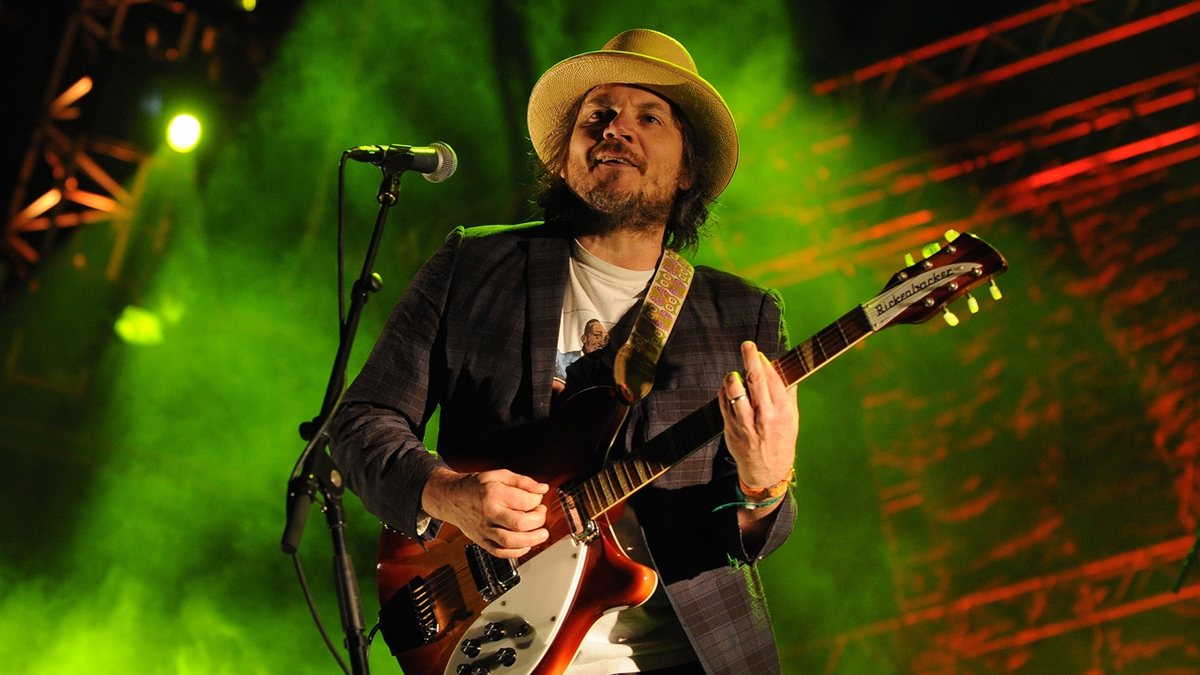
[588,139,644,169]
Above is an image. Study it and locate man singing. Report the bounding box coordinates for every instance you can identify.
[332,29,799,674]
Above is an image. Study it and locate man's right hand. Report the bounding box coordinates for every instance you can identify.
[421,467,550,559]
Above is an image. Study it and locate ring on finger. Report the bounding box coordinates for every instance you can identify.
[727,394,749,409]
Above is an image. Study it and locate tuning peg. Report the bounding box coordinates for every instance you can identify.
[989,279,1002,300]
[904,252,915,267]
[967,294,980,313]
[942,307,959,326]
[944,229,961,242]
[921,243,941,259]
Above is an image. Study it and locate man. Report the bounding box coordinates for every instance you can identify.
[581,319,609,355]
[555,318,609,393]
[332,29,798,674]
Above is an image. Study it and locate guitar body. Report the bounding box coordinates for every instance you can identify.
[376,387,658,675]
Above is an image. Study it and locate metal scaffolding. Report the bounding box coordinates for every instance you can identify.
[2,0,209,288]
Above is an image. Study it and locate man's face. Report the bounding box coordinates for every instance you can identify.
[561,84,692,228]
[582,321,608,354]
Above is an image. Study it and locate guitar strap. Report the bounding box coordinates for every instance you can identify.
[612,248,694,404]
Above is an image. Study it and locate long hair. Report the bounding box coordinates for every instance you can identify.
[531,91,716,252]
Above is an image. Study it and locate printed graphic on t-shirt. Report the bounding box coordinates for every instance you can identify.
[554,317,609,393]
[555,239,652,395]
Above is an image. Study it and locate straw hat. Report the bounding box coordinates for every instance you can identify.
[527,29,738,200]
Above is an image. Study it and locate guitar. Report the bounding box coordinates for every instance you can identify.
[375,231,1008,675]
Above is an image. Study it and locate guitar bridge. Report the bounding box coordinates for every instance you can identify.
[378,564,459,654]
[466,543,520,601]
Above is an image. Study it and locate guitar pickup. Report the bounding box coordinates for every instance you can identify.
[466,543,520,602]
[557,480,597,542]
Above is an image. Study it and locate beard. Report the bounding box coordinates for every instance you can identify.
[565,138,677,235]
[579,175,673,233]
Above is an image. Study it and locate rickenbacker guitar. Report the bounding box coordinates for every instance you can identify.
[376,231,1007,675]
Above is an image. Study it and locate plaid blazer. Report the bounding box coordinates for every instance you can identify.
[332,221,796,674]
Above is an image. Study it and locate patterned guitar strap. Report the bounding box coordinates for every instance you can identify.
[613,249,694,404]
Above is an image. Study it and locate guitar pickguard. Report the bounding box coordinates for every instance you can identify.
[444,535,588,675]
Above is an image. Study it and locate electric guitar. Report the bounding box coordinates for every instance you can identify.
[375,231,1008,675]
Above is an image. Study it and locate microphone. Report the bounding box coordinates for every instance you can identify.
[345,141,457,182]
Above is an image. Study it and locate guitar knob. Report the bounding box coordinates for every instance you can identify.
[944,229,961,242]
[967,294,979,314]
[456,665,490,675]
[460,638,482,658]
[496,647,517,667]
[989,279,1003,300]
[483,622,506,641]
[921,242,941,259]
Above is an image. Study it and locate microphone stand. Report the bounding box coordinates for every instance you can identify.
[282,163,412,675]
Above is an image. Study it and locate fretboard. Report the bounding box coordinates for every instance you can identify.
[577,305,875,518]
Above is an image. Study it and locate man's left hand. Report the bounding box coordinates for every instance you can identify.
[718,341,798,507]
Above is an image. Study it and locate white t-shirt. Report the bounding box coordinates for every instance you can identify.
[555,240,652,383]
[558,240,698,674]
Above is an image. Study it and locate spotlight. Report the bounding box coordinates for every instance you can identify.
[166,113,201,153]
[114,306,164,345]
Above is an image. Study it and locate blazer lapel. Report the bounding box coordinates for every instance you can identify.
[526,232,570,419]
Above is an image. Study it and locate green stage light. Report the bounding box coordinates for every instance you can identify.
[114,306,164,345]
[166,114,201,153]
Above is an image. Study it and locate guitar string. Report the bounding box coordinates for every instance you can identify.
[559,319,851,515]
[553,315,869,518]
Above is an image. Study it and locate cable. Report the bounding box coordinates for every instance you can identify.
[337,154,348,327]
[292,550,352,675]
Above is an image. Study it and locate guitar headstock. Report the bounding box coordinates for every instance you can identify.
[862,230,1008,331]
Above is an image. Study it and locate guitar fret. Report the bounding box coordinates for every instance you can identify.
[583,479,600,516]
[834,316,850,345]
[803,339,818,373]
[593,472,607,507]
[822,334,838,356]
[814,330,828,365]
[591,476,606,514]
[613,463,631,496]
[846,310,872,344]
[610,464,623,496]
[631,458,650,484]
[620,461,637,494]
[599,468,617,505]
[779,351,806,385]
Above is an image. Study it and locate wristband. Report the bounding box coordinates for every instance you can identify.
[712,468,795,512]
[738,468,795,502]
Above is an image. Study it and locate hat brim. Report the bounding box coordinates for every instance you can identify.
[527,50,739,200]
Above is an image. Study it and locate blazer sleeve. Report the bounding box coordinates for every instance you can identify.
[637,280,796,572]
[329,227,465,538]
[709,286,796,564]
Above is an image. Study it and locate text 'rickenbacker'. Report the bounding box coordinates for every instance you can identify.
[375,231,1008,675]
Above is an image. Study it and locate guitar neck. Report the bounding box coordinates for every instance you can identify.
[579,305,876,517]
